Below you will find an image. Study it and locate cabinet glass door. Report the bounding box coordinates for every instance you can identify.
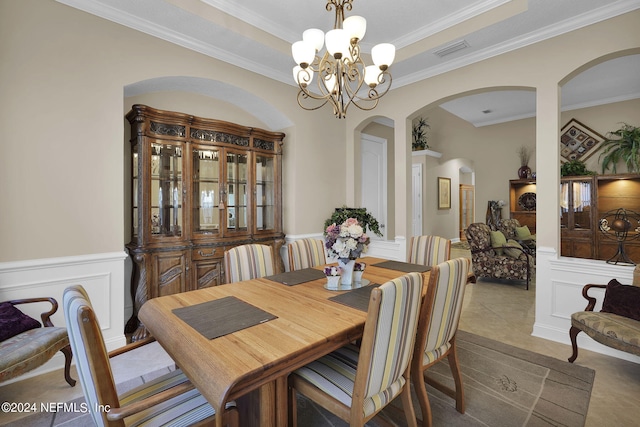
[255,154,275,232]
[151,142,183,237]
[192,147,220,235]
[225,152,248,232]
[561,179,593,230]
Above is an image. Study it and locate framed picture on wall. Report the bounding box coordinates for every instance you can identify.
[438,177,451,209]
[560,118,605,163]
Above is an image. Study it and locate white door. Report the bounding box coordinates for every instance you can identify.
[361,134,387,240]
[412,164,423,237]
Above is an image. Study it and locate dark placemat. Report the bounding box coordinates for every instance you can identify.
[172,296,277,340]
[373,260,431,273]
[329,284,378,312]
[265,268,326,286]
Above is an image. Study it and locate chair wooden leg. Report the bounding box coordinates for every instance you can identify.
[60,344,76,387]
[401,382,418,427]
[568,326,582,363]
[413,365,433,427]
[288,384,297,427]
[446,340,465,414]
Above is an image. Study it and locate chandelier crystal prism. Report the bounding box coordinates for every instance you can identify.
[292,0,395,119]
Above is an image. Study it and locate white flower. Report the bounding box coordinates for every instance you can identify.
[332,240,346,253]
[347,224,363,238]
[345,238,358,251]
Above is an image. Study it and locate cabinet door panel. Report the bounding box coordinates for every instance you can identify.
[152,251,187,297]
[193,259,223,289]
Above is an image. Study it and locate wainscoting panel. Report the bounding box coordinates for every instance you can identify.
[0,251,128,383]
[533,246,639,363]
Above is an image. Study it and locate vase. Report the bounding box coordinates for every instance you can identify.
[518,165,531,179]
[326,275,340,290]
[338,259,356,286]
[354,270,364,283]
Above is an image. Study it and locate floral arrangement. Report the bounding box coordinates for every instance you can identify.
[324,218,370,261]
[354,262,366,271]
[323,266,341,277]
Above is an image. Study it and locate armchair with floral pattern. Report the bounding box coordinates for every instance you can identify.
[465,222,534,290]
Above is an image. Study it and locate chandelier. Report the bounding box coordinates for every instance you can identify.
[291,0,395,119]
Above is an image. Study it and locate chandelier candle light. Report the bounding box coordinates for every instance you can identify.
[292,0,395,118]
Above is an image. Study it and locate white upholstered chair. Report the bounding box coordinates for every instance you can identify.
[63,285,238,427]
[288,273,423,426]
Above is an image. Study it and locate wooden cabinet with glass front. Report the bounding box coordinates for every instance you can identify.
[126,104,285,340]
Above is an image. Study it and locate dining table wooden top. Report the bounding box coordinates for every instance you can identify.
[138,256,431,427]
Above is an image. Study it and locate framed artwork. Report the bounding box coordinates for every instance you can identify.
[438,177,451,209]
[560,118,605,163]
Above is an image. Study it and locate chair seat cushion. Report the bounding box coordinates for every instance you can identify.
[291,344,406,418]
[0,327,69,382]
[121,368,234,426]
[571,311,640,356]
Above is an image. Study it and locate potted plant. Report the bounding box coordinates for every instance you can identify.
[324,206,382,237]
[412,117,430,151]
[561,159,596,177]
[599,123,640,173]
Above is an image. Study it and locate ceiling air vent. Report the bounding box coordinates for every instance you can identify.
[432,39,470,58]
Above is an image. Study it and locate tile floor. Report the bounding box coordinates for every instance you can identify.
[1,248,639,426]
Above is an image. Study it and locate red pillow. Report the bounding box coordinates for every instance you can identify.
[0,302,42,342]
[601,279,640,322]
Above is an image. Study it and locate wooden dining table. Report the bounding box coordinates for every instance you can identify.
[138,256,431,427]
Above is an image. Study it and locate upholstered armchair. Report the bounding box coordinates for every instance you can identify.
[569,278,640,363]
[0,297,75,386]
[465,223,533,290]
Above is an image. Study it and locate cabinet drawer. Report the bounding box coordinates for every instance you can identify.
[192,247,224,260]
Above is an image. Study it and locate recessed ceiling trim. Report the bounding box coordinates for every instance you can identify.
[200,0,297,43]
[393,0,640,90]
[390,0,513,49]
[56,0,292,85]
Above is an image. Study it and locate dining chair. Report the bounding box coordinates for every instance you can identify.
[411,257,471,427]
[408,235,451,267]
[287,238,326,271]
[288,272,423,427]
[224,244,275,283]
[63,285,238,427]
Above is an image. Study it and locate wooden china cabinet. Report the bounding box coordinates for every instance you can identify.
[126,105,285,340]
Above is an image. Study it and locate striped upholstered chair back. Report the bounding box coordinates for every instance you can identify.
[419,258,470,362]
[63,286,118,427]
[287,238,326,271]
[357,273,423,414]
[288,272,423,426]
[412,257,471,425]
[224,244,275,283]
[63,285,237,427]
[408,235,451,267]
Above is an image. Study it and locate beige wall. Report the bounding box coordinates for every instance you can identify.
[407,98,639,240]
[0,0,346,262]
[1,1,637,262]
